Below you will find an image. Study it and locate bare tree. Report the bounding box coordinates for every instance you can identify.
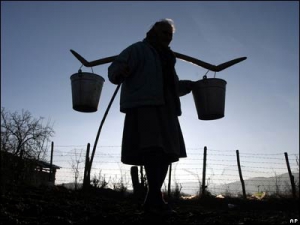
[70,148,84,190]
[1,107,55,160]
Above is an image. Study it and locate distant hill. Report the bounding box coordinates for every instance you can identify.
[180,172,299,196]
[215,172,299,196]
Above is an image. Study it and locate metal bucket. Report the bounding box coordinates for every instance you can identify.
[70,71,105,112]
[192,77,227,120]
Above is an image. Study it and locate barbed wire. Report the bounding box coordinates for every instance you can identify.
[42,144,300,195]
[51,144,296,154]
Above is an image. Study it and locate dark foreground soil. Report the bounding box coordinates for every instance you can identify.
[0,185,299,225]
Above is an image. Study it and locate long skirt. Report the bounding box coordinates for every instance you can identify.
[121,89,187,165]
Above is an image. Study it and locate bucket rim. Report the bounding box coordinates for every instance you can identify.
[198,77,227,81]
[195,77,227,84]
[70,72,105,82]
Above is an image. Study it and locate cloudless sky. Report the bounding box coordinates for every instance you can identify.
[1,2,299,185]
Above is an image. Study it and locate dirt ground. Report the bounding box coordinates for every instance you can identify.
[0,185,299,225]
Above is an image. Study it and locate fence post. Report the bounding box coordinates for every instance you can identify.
[236,150,246,199]
[284,152,296,198]
[168,163,172,199]
[201,146,207,197]
[140,166,144,187]
[49,141,54,182]
[83,143,90,190]
[130,166,140,196]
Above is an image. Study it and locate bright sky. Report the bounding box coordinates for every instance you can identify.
[1,2,299,188]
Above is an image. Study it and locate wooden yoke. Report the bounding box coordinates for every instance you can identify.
[70,49,246,72]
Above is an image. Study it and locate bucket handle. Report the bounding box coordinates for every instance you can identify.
[202,70,218,79]
[203,70,209,79]
[77,64,94,74]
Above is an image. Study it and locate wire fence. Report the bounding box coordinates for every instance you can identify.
[51,144,299,196]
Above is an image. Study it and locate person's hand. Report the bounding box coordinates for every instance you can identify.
[181,80,195,92]
[178,80,196,96]
[188,80,196,91]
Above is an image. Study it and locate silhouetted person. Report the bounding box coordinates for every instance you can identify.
[108,19,194,214]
